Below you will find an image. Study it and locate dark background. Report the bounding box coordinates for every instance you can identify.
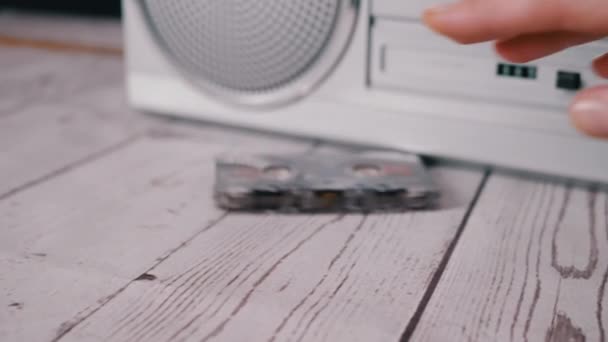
[0,1,121,17]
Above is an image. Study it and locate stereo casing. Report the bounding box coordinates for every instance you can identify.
[124,0,608,183]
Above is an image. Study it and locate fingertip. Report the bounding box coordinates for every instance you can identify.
[421,1,485,44]
[421,9,449,38]
[494,41,535,63]
[592,53,608,78]
[569,86,608,139]
[422,4,458,41]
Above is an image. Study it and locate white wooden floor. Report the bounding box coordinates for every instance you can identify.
[0,13,606,342]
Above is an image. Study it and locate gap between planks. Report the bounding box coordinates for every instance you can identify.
[0,45,137,200]
[411,173,608,341]
[0,134,140,202]
[399,168,491,342]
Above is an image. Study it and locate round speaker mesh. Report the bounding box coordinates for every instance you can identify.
[142,0,349,96]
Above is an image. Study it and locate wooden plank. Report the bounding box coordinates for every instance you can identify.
[0,46,48,69]
[0,75,139,198]
[0,130,311,342]
[0,250,128,342]
[411,174,608,341]
[0,12,122,49]
[0,47,123,116]
[56,165,485,342]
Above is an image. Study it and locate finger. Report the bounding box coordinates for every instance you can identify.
[569,85,608,138]
[592,52,608,78]
[423,0,608,44]
[494,31,601,63]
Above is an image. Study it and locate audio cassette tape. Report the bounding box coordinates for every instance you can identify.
[214,150,440,212]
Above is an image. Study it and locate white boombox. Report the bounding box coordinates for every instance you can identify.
[124,0,608,183]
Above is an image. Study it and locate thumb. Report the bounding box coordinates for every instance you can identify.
[570,85,608,139]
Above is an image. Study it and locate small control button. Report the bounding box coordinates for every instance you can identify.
[556,71,582,90]
[496,63,537,79]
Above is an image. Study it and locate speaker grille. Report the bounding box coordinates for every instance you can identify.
[140,0,358,107]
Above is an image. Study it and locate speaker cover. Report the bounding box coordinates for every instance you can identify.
[140,0,359,107]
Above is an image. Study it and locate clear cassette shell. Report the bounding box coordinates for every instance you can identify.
[214,150,440,212]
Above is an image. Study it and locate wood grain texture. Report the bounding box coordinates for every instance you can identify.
[411,174,608,342]
[0,61,140,198]
[0,40,318,342]
[0,250,128,342]
[0,131,310,342]
[0,12,122,49]
[57,166,485,342]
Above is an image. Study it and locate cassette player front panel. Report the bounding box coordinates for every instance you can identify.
[369,20,606,110]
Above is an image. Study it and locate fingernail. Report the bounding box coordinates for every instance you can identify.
[571,99,608,137]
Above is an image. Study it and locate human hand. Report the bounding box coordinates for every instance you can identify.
[422,0,608,138]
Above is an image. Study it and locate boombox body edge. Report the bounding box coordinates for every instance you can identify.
[124,0,608,183]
